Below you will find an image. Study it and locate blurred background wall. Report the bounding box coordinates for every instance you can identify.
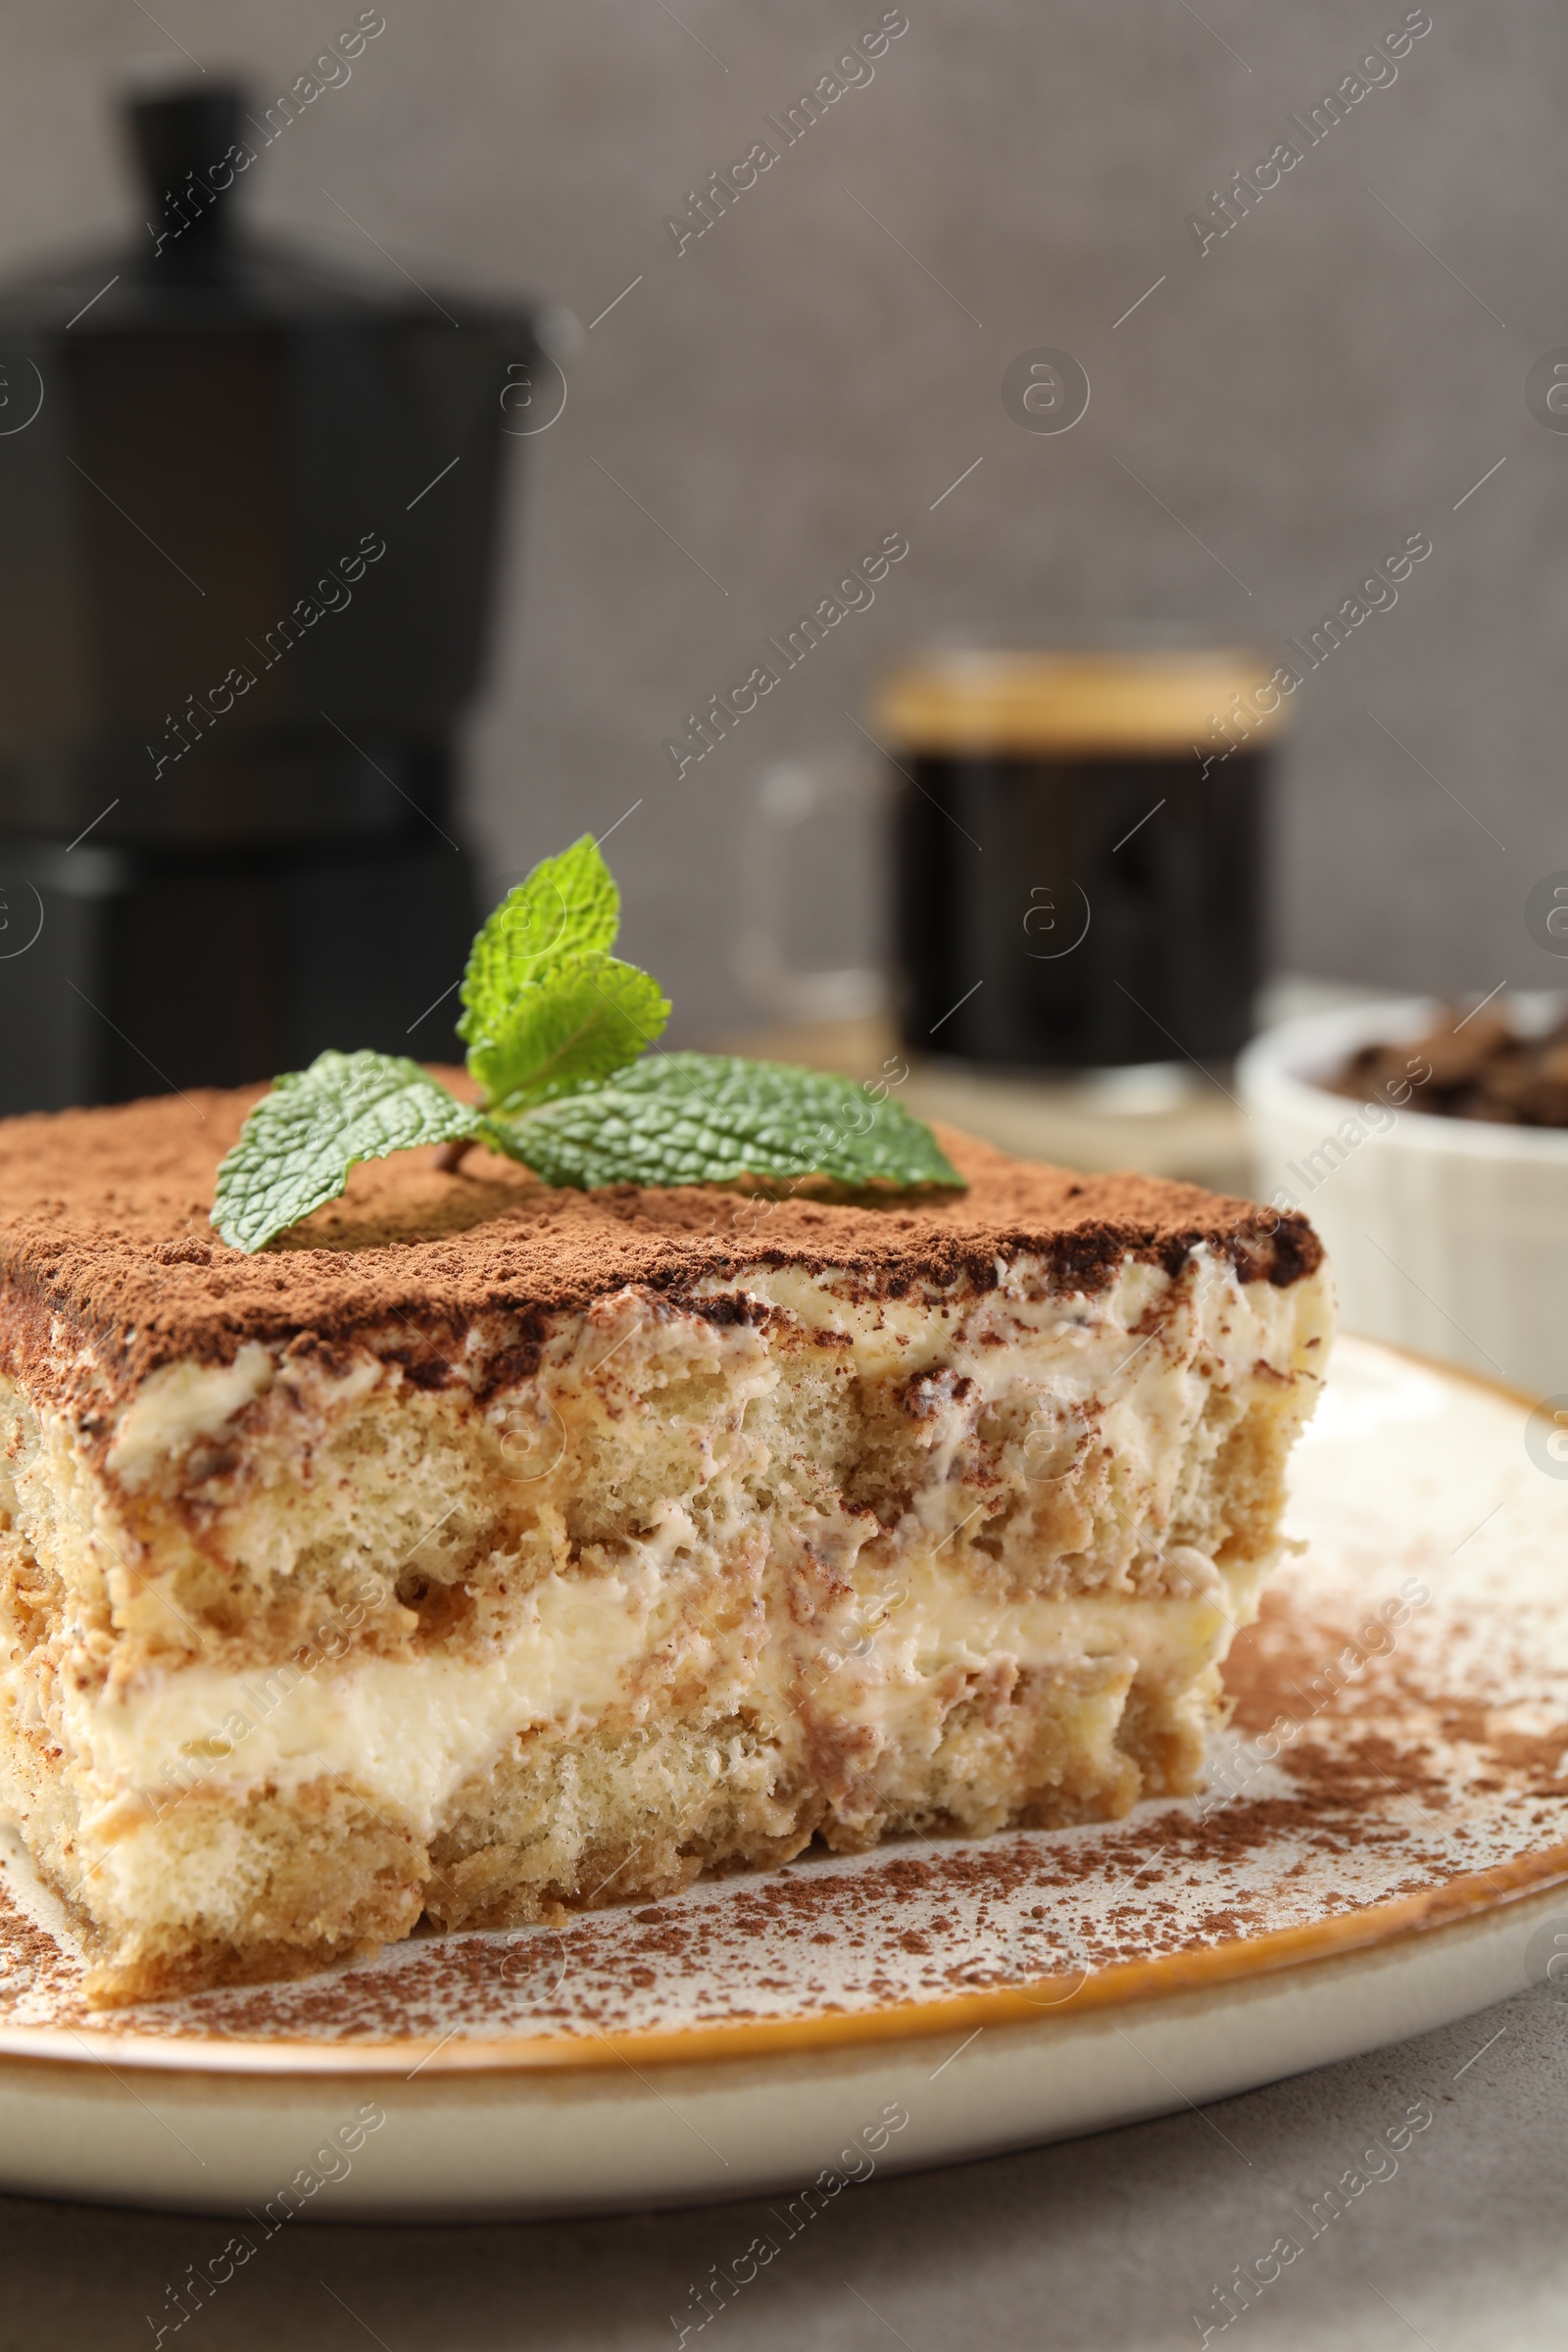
[1,0,1557,1041]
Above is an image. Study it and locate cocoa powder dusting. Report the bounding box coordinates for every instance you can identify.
[0,1079,1320,1404]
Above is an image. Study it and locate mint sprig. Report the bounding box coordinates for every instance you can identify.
[458,835,620,1044]
[212,1053,487,1253]
[212,834,963,1250]
[493,1054,962,1191]
[467,956,672,1114]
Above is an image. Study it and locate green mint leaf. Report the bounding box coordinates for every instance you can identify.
[487,1053,964,1192]
[471,955,671,1115]
[212,1051,483,1251]
[458,835,618,1056]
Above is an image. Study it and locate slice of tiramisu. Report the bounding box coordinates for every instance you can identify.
[0,1099,1331,2003]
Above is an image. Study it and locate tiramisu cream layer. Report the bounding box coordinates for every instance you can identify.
[0,1087,1331,2004]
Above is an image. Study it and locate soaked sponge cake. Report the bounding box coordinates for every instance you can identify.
[0,1085,1331,2003]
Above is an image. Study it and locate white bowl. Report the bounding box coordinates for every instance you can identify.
[1237,995,1568,1401]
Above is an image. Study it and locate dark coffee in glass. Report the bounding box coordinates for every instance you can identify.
[876,651,1281,1071]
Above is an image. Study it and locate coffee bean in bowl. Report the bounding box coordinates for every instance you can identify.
[1239,994,1568,1398]
[1330,1004,1568,1129]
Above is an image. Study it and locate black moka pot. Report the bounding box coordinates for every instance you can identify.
[0,78,541,1113]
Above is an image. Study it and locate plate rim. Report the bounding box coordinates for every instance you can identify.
[0,1838,1564,2082]
[1,1338,1553,2084]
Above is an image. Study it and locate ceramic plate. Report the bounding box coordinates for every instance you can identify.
[0,1334,1563,2219]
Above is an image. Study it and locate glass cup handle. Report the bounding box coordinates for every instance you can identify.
[733,760,888,1022]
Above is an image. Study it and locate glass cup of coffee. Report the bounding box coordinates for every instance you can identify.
[872,648,1285,1072]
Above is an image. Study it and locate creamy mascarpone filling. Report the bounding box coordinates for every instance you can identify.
[68,1569,1246,1842]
